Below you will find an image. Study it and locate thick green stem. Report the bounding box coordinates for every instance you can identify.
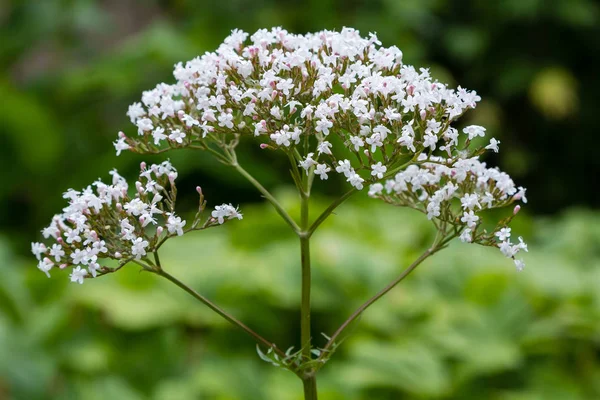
[300,193,312,362]
[300,186,318,397]
[302,375,318,400]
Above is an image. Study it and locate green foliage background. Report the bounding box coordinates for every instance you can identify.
[1,1,599,399]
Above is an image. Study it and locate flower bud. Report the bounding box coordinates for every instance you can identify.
[513,205,521,215]
[196,186,203,195]
[115,252,122,259]
[156,226,163,236]
[140,162,147,171]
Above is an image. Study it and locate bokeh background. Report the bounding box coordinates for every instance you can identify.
[1,1,600,399]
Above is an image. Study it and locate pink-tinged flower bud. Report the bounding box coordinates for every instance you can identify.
[57,237,64,244]
[184,81,191,89]
[60,263,67,269]
[260,143,269,149]
[407,85,415,96]
[513,205,521,215]
[363,149,370,156]
[177,110,185,120]
[196,186,203,195]
[420,109,427,120]
[156,226,163,235]
[139,216,145,225]
[116,203,123,212]
[168,172,177,184]
[252,115,258,120]
[114,252,122,259]
[271,90,278,100]
[135,181,143,192]
[118,131,126,139]
[140,162,146,171]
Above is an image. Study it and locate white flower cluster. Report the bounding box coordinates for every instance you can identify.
[114,27,527,270]
[368,154,528,270]
[115,27,492,191]
[32,161,242,284]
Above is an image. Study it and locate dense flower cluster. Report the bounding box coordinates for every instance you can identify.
[369,154,527,269]
[115,28,488,190]
[114,27,527,270]
[31,161,242,283]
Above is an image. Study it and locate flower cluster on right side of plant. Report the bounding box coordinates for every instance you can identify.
[368,153,527,270]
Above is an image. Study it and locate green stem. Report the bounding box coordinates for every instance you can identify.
[300,193,312,362]
[154,268,286,359]
[300,180,318,397]
[302,374,318,400]
[233,162,301,233]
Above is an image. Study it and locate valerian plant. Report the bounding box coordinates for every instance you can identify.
[33,28,528,399]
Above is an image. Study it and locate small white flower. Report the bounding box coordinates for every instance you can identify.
[514,259,525,271]
[498,241,517,258]
[347,172,364,190]
[368,183,384,197]
[349,136,364,151]
[460,193,481,210]
[335,160,353,177]
[168,129,186,144]
[514,186,528,203]
[517,236,528,252]
[460,211,479,228]
[49,243,65,262]
[114,137,130,156]
[423,133,438,150]
[152,127,167,145]
[69,266,88,284]
[166,214,186,236]
[136,118,153,135]
[124,198,149,216]
[38,257,54,278]
[460,228,473,243]
[217,112,234,128]
[370,162,387,179]
[495,227,511,241]
[31,242,47,261]
[317,141,332,155]
[212,204,243,224]
[485,138,500,153]
[131,237,149,259]
[315,119,333,135]
[463,125,486,140]
[314,164,331,180]
[299,153,317,173]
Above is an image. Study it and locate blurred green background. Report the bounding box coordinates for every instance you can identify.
[1,0,599,399]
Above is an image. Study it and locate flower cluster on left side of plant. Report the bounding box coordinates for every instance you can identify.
[31,161,243,283]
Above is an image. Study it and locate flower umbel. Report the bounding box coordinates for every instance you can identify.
[32,161,242,283]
